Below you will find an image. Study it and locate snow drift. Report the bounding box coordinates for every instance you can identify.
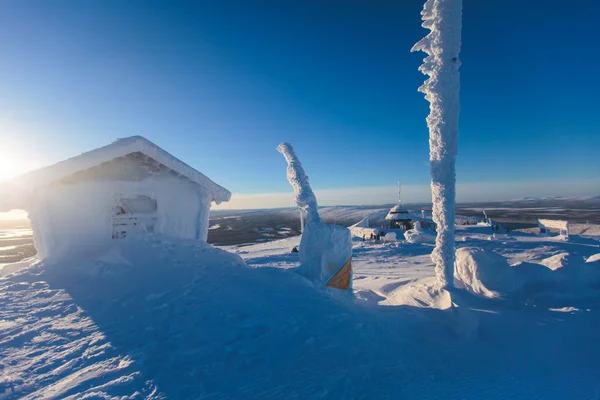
[455,247,600,300]
[587,253,600,263]
[384,232,399,242]
[404,228,436,244]
[454,247,520,297]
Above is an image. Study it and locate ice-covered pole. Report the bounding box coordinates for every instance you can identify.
[411,0,462,288]
[277,143,353,294]
[276,143,321,226]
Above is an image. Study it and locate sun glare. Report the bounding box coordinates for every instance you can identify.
[0,148,41,183]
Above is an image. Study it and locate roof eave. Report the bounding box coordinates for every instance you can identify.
[2,136,232,205]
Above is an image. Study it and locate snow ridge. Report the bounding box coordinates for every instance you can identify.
[412,0,463,288]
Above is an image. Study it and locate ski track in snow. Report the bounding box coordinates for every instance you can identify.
[1,225,600,399]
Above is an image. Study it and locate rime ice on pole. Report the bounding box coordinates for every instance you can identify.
[277,143,353,295]
[411,0,463,288]
[276,143,321,226]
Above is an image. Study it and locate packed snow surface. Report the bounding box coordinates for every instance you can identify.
[1,223,600,398]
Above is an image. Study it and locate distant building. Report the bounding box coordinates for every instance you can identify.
[385,181,435,232]
[348,182,436,241]
[385,202,413,230]
[0,136,230,259]
[349,216,381,239]
[538,218,569,240]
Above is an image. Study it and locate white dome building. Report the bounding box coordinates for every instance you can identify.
[385,202,413,231]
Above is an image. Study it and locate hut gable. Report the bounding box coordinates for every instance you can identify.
[1,136,231,211]
[58,152,196,184]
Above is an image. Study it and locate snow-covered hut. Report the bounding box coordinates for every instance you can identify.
[0,136,231,259]
[349,216,382,239]
[538,219,569,240]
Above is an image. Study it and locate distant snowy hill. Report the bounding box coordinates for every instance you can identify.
[512,195,600,202]
[207,200,600,246]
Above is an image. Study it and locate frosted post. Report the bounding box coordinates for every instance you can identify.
[411,0,463,288]
[277,142,353,294]
[276,143,321,225]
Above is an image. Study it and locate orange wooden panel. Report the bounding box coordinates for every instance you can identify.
[326,257,352,290]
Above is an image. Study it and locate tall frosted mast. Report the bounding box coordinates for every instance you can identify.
[411,0,463,288]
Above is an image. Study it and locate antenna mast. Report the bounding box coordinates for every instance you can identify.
[398,180,402,203]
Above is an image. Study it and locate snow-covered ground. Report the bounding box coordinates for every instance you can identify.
[1,224,600,399]
[519,223,600,240]
[232,224,600,306]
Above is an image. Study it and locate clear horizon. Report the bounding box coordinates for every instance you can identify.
[2,177,598,220]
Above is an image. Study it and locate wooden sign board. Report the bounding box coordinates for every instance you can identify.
[326,257,352,290]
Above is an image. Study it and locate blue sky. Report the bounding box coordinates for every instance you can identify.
[1,0,599,208]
